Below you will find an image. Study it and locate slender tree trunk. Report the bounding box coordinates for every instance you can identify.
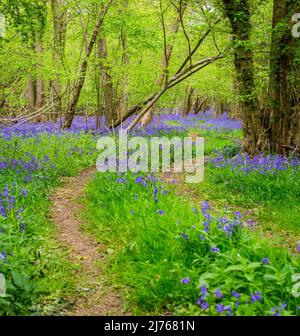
[118,0,129,117]
[35,39,45,114]
[141,5,184,126]
[63,3,111,129]
[51,0,67,120]
[27,35,45,121]
[98,37,117,127]
[182,86,195,116]
[28,78,37,113]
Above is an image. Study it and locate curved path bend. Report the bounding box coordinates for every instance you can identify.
[49,168,127,316]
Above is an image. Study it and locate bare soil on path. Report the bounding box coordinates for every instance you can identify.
[49,168,127,316]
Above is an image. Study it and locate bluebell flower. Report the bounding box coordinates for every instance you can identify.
[20,222,26,232]
[116,178,126,184]
[182,233,188,240]
[0,251,6,260]
[297,243,300,254]
[180,277,191,284]
[224,305,233,316]
[200,285,209,300]
[279,303,287,311]
[262,257,270,265]
[216,303,224,314]
[192,207,198,215]
[136,176,147,187]
[211,246,220,253]
[233,211,242,219]
[231,291,241,299]
[214,289,224,299]
[250,291,262,303]
[202,201,210,211]
[156,210,165,216]
[9,196,15,206]
[198,300,209,310]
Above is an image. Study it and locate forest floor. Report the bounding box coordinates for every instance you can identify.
[1,113,299,316]
[49,168,128,316]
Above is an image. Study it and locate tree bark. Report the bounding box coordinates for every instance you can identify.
[50,0,67,120]
[28,78,37,113]
[63,2,112,129]
[98,37,117,127]
[118,0,130,117]
[35,38,45,114]
[222,0,261,154]
[141,4,185,126]
[268,0,300,155]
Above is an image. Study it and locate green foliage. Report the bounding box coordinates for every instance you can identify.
[84,170,300,316]
[0,0,47,41]
[0,131,98,315]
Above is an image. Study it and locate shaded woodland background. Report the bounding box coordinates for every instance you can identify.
[0,0,299,154]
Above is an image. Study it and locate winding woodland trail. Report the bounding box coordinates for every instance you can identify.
[49,168,127,316]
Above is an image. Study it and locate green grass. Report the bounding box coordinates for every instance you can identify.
[0,132,98,315]
[1,124,300,316]
[189,161,300,240]
[83,171,300,316]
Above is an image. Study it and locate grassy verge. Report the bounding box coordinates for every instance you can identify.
[0,132,98,315]
[84,170,300,316]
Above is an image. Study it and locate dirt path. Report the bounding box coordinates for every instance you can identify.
[49,168,127,316]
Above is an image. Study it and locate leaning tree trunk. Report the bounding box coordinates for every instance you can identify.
[63,3,111,129]
[141,3,185,126]
[268,0,300,155]
[182,86,195,116]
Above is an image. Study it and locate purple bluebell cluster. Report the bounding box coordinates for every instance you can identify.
[1,110,242,139]
[250,292,263,303]
[211,153,300,175]
[0,155,56,181]
[0,185,28,235]
[180,277,191,284]
[271,303,287,316]
[262,257,270,265]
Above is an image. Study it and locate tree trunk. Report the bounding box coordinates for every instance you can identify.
[51,0,67,120]
[28,78,37,113]
[98,37,117,128]
[35,37,46,121]
[27,35,45,120]
[182,86,195,116]
[268,0,300,155]
[141,5,184,126]
[118,0,129,118]
[63,3,111,129]
[222,0,261,154]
